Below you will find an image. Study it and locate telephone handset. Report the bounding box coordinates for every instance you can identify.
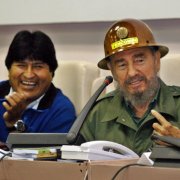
[61,140,139,161]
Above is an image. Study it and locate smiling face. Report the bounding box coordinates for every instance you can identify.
[108,47,161,106]
[8,59,53,103]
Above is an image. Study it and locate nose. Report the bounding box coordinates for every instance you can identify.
[23,66,35,78]
[127,64,138,77]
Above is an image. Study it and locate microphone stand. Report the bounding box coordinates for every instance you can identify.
[66,76,113,144]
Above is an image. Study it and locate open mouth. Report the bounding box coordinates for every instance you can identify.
[21,80,37,89]
[126,76,145,90]
[130,79,143,86]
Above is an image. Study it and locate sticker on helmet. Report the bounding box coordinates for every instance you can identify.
[111,37,138,50]
[116,27,128,39]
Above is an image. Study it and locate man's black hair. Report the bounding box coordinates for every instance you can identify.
[5,30,58,76]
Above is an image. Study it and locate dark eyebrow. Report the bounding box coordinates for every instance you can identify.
[13,61,26,64]
[32,62,45,64]
[113,58,125,64]
[133,52,144,58]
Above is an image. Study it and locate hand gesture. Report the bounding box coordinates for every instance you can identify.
[151,109,180,138]
[2,92,28,128]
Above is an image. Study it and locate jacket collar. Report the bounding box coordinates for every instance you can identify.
[100,79,178,124]
[38,83,58,110]
[155,79,178,117]
[100,90,130,121]
[0,81,11,97]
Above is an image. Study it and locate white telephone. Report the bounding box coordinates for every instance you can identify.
[61,140,139,161]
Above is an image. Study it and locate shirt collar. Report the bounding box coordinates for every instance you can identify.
[125,86,159,125]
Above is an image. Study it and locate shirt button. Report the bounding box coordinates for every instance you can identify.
[122,118,125,122]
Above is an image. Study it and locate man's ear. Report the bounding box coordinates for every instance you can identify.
[107,62,112,70]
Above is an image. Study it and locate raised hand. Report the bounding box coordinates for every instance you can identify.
[2,92,28,128]
[151,109,180,138]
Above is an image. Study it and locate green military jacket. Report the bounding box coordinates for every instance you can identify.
[80,80,180,155]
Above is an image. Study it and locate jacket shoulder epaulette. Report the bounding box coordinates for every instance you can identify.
[169,85,180,96]
[96,89,118,103]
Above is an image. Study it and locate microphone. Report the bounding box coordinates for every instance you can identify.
[66,76,113,144]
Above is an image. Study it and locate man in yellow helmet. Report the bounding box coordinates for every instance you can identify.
[79,19,180,155]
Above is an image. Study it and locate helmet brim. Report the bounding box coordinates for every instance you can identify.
[98,45,169,70]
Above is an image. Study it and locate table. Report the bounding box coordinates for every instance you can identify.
[88,159,180,180]
[0,159,87,180]
[0,158,180,180]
